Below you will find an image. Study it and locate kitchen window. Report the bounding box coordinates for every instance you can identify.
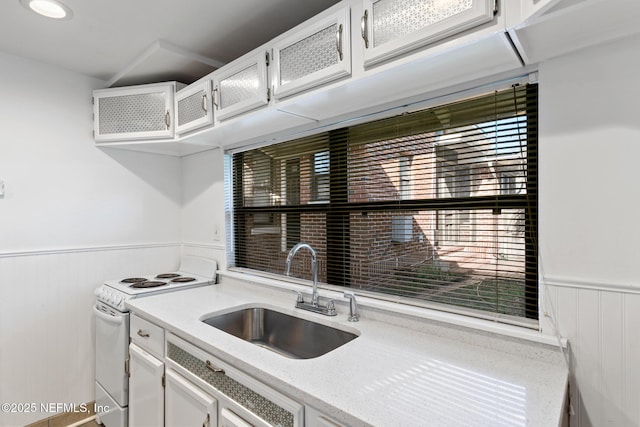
[230,84,538,323]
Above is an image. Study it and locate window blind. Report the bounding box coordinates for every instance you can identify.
[231,84,538,322]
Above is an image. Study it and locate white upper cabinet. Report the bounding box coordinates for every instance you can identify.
[272,5,351,99]
[360,0,496,67]
[214,51,270,121]
[175,80,214,135]
[93,82,176,142]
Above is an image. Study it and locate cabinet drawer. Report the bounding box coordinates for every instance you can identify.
[166,334,303,427]
[130,314,164,358]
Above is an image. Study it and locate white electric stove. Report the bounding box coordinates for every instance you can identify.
[94,256,217,427]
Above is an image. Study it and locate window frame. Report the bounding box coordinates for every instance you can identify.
[230,84,538,322]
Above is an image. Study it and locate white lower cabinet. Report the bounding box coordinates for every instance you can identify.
[127,321,347,427]
[129,343,165,427]
[165,368,217,427]
[165,333,304,427]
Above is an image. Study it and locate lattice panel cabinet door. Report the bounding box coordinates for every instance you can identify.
[176,80,214,135]
[213,51,270,121]
[166,334,305,427]
[272,5,351,99]
[360,0,496,67]
[93,82,176,142]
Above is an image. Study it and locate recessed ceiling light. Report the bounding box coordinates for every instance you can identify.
[20,0,73,20]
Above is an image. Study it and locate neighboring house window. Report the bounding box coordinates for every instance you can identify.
[311,151,330,202]
[399,156,412,200]
[498,170,520,195]
[284,158,301,250]
[230,84,538,324]
[392,156,413,242]
[247,151,278,233]
[436,146,474,244]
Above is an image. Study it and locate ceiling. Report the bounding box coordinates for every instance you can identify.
[0,0,340,87]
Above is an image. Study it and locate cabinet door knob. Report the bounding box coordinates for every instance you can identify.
[137,329,150,338]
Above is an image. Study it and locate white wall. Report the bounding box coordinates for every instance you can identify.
[180,148,227,264]
[539,33,640,427]
[0,52,183,426]
[0,53,182,251]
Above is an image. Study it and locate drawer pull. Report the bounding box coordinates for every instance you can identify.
[137,329,150,338]
[201,93,207,113]
[361,9,369,49]
[203,413,210,427]
[212,87,219,110]
[205,360,225,374]
[336,24,344,61]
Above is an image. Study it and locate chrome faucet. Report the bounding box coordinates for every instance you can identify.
[285,243,336,316]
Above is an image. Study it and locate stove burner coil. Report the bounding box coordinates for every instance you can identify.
[121,277,148,284]
[130,281,168,289]
[171,277,196,283]
[156,273,180,279]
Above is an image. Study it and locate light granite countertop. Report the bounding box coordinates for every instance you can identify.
[126,273,569,427]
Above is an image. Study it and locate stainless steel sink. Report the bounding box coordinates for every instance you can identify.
[202,307,358,359]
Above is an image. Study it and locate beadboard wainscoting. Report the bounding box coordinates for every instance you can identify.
[541,278,640,427]
[0,244,180,427]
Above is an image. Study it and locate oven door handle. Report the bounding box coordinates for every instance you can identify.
[93,304,125,325]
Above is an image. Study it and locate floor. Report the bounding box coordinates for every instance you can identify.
[26,415,100,427]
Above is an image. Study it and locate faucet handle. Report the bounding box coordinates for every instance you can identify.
[326,299,337,316]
